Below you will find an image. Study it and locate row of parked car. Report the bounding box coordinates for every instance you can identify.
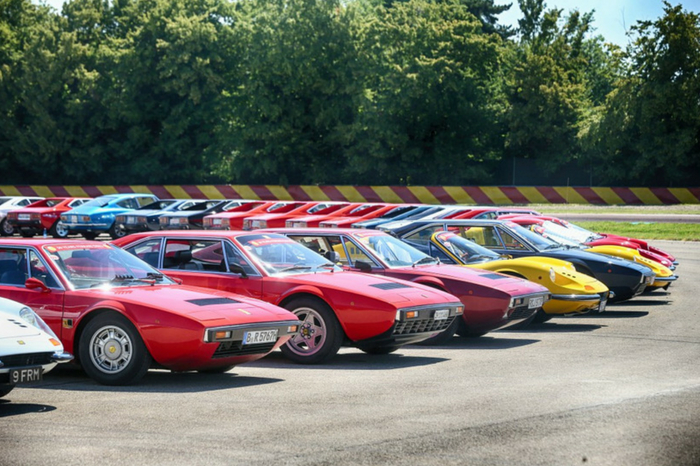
[0,194,678,397]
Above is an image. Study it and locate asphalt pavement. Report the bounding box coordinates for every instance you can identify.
[1,240,699,466]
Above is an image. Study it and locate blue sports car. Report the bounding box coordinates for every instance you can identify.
[60,193,159,239]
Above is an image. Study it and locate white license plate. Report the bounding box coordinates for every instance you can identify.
[598,298,607,312]
[243,329,278,345]
[434,309,449,320]
[127,217,136,224]
[18,214,30,220]
[213,219,222,225]
[71,215,77,223]
[170,218,179,224]
[528,297,544,309]
[251,220,262,229]
[10,366,43,384]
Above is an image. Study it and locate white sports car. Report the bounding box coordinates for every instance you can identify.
[0,297,73,398]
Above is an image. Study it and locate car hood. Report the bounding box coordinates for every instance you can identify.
[76,285,297,325]
[283,270,459,305]
[0,315,43,339]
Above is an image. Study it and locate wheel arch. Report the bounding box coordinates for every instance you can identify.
[72,306,149,364]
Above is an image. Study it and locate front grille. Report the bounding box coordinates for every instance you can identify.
[394,316,456,335]
[509,305,537,321]
[0,352,54,368]
[212,341,276,358]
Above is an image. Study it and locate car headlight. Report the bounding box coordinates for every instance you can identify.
[19,306,59,339]
[549,267,556,283]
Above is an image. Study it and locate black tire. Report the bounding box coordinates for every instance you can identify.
[82,232,98,240]
[533,308,553,323]
[416,316,460,345]
[197,365,235,374]
[0,385,14,398]
[280,297,343,364]
[50,221,70,239]
[79,313,152,385]
[0,218,14,236]
[358,345,401,355]
[108,223,127,240]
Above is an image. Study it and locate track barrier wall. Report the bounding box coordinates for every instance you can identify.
[1,185,699,205]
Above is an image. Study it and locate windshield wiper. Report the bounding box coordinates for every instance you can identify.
[412,257,437,267]
[278,265,312,273]
[110,274,158,285]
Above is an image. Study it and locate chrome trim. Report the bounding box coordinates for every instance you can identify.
[550,293,602,302]
[51,352,74,364]
[652,275,678,283]
[395,302,463,322]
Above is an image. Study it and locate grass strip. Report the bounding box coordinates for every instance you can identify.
[576,221,700,241]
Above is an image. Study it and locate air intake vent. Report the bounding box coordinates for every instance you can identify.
[480,273,510,280]
[370,282,411,290]
[186,298,241,306]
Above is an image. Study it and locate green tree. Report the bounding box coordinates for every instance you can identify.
[347,0,508,185]
[586,2,700,186]
[216,0,360,185]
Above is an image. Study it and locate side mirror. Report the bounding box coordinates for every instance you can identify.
[25,277,50,293]
[229,263,248,278]
[354,260,373,272]
[324,251,340,263]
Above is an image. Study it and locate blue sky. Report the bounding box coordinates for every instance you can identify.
[37,0,696,47]
[498,0,696,47]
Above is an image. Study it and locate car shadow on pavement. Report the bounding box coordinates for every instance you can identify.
[518,321,604,332]
[247,350,450,371]
[0,400,56,418]
[413,335,541,350]
[19,366,285,394]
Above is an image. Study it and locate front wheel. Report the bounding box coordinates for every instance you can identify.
[50,221,70,239]
[0,219,14,236]
[79,313,152,385]
[109,223,127,239]
[280,297,343,364]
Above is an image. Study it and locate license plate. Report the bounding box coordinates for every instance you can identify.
[170,218,179,224]
[434,309,449,320]
[10,366,43,384]
[251,220,262,229]
[598,297,607,312]
[127,217,136,224]
[71,215,77,223]
[243,329,278,345]
[213,219,222,225]
[18,214,30,220]
[528,297,544,309]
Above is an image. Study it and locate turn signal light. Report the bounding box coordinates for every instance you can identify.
[287,325,299,333]
[214,331,232,341]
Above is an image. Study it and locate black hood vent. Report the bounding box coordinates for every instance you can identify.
[370,282,411,290]
[480,273,510,280]
[186,298,241,306]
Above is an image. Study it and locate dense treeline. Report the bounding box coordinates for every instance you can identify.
[0,0,698,186]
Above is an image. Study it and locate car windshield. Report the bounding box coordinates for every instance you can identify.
[237,233,340,275]
[433,231,500,263]
[564,222,603,241]
[504,222,561,250]
[45,244,173,289]
[80,196,118,208]
[0,197,11,206]
[354,233,437,267]
[528,223,583,248]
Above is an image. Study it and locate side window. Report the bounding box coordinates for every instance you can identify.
[28,250,59,288]
[497,229,528,251]
[459,226,503,249]
[138,197,157,207]
[164,239,225,271]
[404,226,444,246]
[326,236,350,266]
[223,242,258,276]
[286,235,336,261]
[125,239,163,267]
[427,243,455,264]
[0,248,28,286]
[18,199,31,206]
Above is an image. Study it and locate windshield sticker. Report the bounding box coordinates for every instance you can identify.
[44,243,110,253]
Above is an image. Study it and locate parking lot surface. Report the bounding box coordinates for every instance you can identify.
[1,240,699,466]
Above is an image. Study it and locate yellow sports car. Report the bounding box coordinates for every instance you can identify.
[514,220,678,292]
[429,231,610,320]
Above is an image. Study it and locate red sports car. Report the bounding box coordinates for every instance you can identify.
[319,204,396,228]
[204,201,279,230]
[284,202,355,228]
[266,228,551,340]
[113,230,464,363]
[5,197,91,238]
[0,239,300,385]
